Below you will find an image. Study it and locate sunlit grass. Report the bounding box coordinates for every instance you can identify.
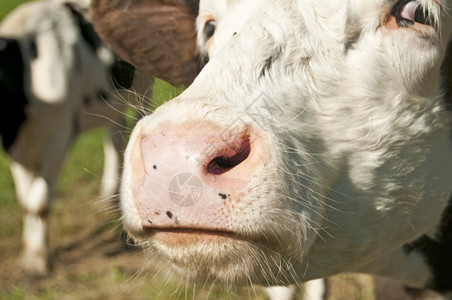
[0,0,34,21]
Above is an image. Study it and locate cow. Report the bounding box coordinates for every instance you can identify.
[93,0,452,298]
[0,0,154,275]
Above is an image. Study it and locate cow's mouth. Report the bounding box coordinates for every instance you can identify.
[140,226,298,286]
[145,227,235,236]
[145,227,238,246]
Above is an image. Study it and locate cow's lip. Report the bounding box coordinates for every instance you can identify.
[141,227,239,245]
[143,227,236,237]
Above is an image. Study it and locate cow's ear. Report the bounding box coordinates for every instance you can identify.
[91,0,200,87]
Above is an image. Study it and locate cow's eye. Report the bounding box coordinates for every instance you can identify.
[204,20,216,40]
[392,1,431,27]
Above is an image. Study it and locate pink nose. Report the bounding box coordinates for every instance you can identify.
[129,121,265,232]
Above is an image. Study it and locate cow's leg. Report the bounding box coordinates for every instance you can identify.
[10,162,51,275]
[263,279,326,300]
[10,119,72,276]
[264,284,301,300]
[99,74,153,200]
[100,119,126,200]
[303,279,326,300]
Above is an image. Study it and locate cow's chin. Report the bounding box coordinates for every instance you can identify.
[146,230,301,286]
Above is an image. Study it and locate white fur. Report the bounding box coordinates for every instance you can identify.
[1,0,152,275]
[198,3,330,299]
[122,0,452,297]
[264,285,301,300]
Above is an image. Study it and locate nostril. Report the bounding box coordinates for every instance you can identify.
[206,137,251,175]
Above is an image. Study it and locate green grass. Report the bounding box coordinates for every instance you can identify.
[153,78,185,107]
[0,0,33,21]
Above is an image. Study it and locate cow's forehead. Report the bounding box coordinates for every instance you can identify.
[208,0,450,29]
[202,0,452,63]
[199,0,452,67]
[191,0,452,109]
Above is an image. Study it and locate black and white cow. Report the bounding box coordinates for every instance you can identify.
[0,0,154,275]
[92,0,452,299]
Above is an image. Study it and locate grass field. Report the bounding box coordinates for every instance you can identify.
[0,1,411,299]
[0,1,31,20]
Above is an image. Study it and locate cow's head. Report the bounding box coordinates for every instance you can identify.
[93,0,452,287]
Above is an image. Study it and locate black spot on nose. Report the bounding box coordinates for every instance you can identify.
[218,193,227,200]
[166,211,173,219]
